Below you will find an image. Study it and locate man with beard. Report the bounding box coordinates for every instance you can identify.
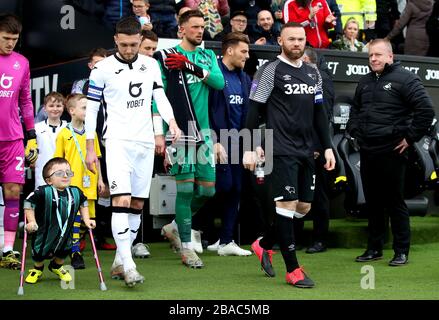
[84,16,181,287]
[153,10,225,269]
[243,22,335,288]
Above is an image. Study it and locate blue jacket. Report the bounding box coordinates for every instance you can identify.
[209,60,252,192]
[209,60,251,144]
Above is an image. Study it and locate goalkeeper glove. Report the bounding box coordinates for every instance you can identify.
[165,53,207,79]
[25,129,38,164]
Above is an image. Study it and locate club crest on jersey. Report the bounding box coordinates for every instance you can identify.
[282,74,292,81]
[383,82,392,91]
[250,80,258,94]
[139,64,147,72]
[307,73,316,80]
[13,61,20,70]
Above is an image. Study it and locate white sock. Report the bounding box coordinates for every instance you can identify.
[128,213,141,246]
[294,212,306,219]
[182,242,193,250]
[276,207,295,219]
[113,250,123,267]
[171,219,179,232]
[112,212,136,272]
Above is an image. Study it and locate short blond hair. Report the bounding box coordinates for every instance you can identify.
[66,93,86,112]
[368,38,393,53]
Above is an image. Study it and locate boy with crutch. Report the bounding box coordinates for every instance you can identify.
[21,158,95,285]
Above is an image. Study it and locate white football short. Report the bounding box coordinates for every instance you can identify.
[105,139,154,199]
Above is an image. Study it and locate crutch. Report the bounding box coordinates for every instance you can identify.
[88,228,107,291]
[17,214,27,295]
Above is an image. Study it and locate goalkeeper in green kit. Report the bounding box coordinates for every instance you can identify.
[153,9,224,268]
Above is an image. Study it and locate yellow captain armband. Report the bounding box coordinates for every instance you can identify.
[334,176,347,184]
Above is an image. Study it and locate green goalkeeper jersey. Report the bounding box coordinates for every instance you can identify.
[153,44,224,136]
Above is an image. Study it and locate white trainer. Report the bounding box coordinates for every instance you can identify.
[191,229,203,254]
[181,248,204,269]
[124,268,145,287]
[161,223,181,253]
[207,239,220,251]
[110,264,124,280]
[132,243,151,258]
[218,241,252,256]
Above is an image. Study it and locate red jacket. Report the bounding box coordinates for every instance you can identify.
[283,0,332,48]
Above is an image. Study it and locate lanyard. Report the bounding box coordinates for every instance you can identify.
[52,187,73,251]
[67,124,87,171]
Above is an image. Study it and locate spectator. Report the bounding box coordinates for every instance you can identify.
[185,0,229,39]
[347,39,435,266]
[271,0,287,34]
[326,0,343,41]
[229,0,272,29]
[103,0,132,28]
[375,0,400,38]
[131,0,153,31]
[331,17,368,52]
[214,11,249,41]
[249,10,280,45]
[283,0,336,48]
[386,0,434,56]
[34,92,68,189]
[336,0,377,41]
[427,0,439,57]
[148,0,185,38]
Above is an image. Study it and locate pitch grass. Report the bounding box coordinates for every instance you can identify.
[1,241,439,300]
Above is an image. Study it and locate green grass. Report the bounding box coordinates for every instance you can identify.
[1,241,439,300]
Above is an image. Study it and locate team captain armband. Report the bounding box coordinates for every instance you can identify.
[87,82,104,102]
[315,89,323,105]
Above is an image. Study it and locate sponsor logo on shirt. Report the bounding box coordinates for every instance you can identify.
[0,74,14,89]
[128,81,143,98]
[0,73,14,98]
[282,74,291,81]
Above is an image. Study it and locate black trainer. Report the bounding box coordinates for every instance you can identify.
[286,267,315,288]
[306,242,327,254]
[251,239,276,277]
[389,253,408,266]
[355,249,383,262]
[71,252,85,269]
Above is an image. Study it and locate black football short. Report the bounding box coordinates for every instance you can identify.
[272,155,315,203]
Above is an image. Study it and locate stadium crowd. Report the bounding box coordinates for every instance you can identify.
[0,0,438,289]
